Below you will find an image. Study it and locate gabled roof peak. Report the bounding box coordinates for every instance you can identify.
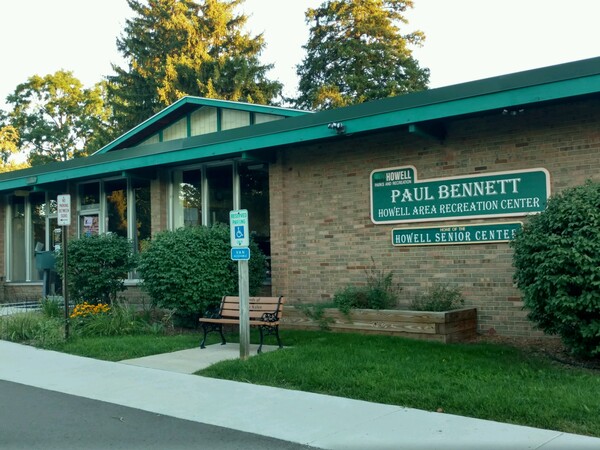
[94,95,311,155]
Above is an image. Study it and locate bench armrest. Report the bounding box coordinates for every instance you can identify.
[203,306,222,320]
[261,312,279,323]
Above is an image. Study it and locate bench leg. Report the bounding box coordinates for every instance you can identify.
[219,326,226,345]
[274,326,283,349]
[257,326,283,354]
[200,324,209,349]
[257,327,264,354]
[199,323,227,349]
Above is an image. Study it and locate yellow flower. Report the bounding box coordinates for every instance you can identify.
[69,302,110,319]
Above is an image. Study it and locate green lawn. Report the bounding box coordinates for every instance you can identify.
[46,328,600,438]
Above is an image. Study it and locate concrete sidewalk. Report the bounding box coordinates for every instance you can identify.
[1,340,599,449]
[120,342,280,373]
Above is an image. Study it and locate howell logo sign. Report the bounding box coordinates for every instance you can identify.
[370,166,550,224]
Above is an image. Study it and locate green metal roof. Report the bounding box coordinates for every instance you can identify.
[2,56,600,193]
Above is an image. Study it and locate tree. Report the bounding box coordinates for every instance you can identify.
[6,71,111,165]
[511,181,600,359]
[0,110,22,167]
[107,0,283,134]
[294,0,429,110]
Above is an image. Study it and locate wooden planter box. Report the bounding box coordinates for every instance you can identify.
[281,307,477,343]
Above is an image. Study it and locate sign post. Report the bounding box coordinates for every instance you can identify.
[57,194,71,339]
[230,209,250,360]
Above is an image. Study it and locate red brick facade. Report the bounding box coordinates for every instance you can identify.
[269,98,600,336]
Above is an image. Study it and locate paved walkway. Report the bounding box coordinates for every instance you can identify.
[1,340,599,449]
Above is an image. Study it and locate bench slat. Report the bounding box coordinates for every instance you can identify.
[220,311,283,320]
[199,318,279,326]
[223,296,285,305]
[221,304,281,312]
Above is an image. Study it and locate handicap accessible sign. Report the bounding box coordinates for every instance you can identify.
[229,209,249,247]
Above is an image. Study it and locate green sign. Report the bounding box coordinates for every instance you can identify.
[371,166,549,224]
[392,222,523,246]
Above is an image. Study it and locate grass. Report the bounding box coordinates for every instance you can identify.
[198,330,600,438]
[3,313,599,438]
[48,333,202,361]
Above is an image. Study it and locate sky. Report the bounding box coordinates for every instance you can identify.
[1,0,600,111]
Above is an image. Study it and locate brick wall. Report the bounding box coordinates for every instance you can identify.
[2,283,44,303]
[151,173,169,236]
[270,98,600,337]
[0,197,5,302]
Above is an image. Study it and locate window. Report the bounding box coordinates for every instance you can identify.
[80,182,100,237]
[206,165,233,226]
[162,117,188,141]
[78,178,151,279]
[239,163,271,282]
[105,179,128,238]
[5,178,152,284]
[170,162,271,283]
[191,107,218,135]
[254,113,283,124]
[9,196,26,281]
[133,179,151,252]
[7,193,59,284]
[173,168,202,229]
[30,194,46,282]
[221,109,250,131]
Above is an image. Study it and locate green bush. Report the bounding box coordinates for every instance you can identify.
[40,296,63,318]
[56,234,136,304]
[410,284,465,311]
[0,312,64,347]
[137,224,266,321]
[511,181,600,359]
[333,262,400,314]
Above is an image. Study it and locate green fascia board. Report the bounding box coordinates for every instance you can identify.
[311,56,600,125]
[94,96,310,155]
[333,76,600,134]
[3,58,600,193]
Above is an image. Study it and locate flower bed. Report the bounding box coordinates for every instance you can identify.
[281,307,477,343]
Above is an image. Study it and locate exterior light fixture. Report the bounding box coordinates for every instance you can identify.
[327,122,346,134]
[502,108,525,116]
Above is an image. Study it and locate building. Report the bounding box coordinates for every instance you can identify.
[1,57,599,336]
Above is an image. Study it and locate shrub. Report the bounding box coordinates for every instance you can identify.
[0,312,64,347]
[40,296,62,318]
[410,284,465,311]
[511,181,600,359]
[333,261,400,314]
[137,224,266,321]
[297,302,336,330]
[56,234,136,304]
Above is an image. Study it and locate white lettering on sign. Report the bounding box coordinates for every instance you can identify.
[385,170,412,182]
[438,178,521,199]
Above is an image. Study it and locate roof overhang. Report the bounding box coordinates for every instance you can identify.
[2,57,600,194]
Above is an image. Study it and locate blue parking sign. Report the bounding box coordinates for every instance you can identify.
[231,247,250,260]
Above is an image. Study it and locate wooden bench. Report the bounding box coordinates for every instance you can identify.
[199,296,285,353]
